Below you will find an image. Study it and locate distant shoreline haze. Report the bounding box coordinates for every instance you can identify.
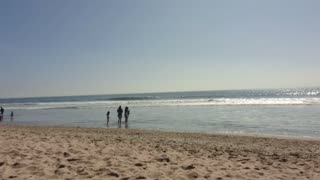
[1,86,320,100]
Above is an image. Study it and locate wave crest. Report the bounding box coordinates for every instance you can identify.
[3,97,320,110]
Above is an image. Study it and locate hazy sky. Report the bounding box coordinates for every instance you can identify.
[1,0,320,98]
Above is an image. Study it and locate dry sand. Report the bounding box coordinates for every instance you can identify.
[0,125,320,180]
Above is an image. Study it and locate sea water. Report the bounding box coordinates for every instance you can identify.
[1,88,320,137]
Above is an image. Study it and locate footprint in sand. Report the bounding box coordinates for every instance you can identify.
[107,171,119,177]
[187,172,199,179]
[63,152,71,158]
[135,175,147,179]
[181,165,195,170]
[135,163,144,167]
[12,162,26,169]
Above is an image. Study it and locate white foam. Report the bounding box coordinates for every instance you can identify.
[3,98,320,110]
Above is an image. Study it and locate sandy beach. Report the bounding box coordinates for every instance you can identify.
[0,125,320,180]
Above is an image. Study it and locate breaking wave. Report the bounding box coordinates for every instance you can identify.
[3,98,320,110]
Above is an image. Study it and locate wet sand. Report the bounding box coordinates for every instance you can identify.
[0,124,320,180]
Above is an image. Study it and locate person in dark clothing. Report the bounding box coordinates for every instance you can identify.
[106,111,110,124]
[10,112,14,121]
[0,107,4,115]
[0,107,4,121]
[124,107,130,123]
[117,106,123,124]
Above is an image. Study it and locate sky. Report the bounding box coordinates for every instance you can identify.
[0,0,320,98]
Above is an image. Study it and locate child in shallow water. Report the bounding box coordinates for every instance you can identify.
[106,111,110,124]
[124,107,130,123]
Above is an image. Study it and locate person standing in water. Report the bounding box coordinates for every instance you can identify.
[106,111,110,124]
[124,107,130,123]
[0,107,4,121]
[117,106,123,124]
[0,107,4,115]
[10,112,14,121]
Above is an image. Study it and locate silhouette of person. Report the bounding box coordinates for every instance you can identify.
[0,107,3,121]
[124,107,130,123]
[117,106,123,124]
[10,112,14,121]
[106,111,110,124]
[0,107,4,115]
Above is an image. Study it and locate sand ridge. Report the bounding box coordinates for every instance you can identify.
[0,125,320,180]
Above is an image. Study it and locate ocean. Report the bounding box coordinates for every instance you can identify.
[1,88,320,138]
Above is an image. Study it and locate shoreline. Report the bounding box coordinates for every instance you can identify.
[1,124,320,179]
[3,123,320,141]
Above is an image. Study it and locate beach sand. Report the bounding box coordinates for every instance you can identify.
[0,125,320,180]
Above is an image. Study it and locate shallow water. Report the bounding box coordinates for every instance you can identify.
[1,88,320,137]
[1,104,320,138]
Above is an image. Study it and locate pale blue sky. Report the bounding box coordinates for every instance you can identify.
[0,0,320,98]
